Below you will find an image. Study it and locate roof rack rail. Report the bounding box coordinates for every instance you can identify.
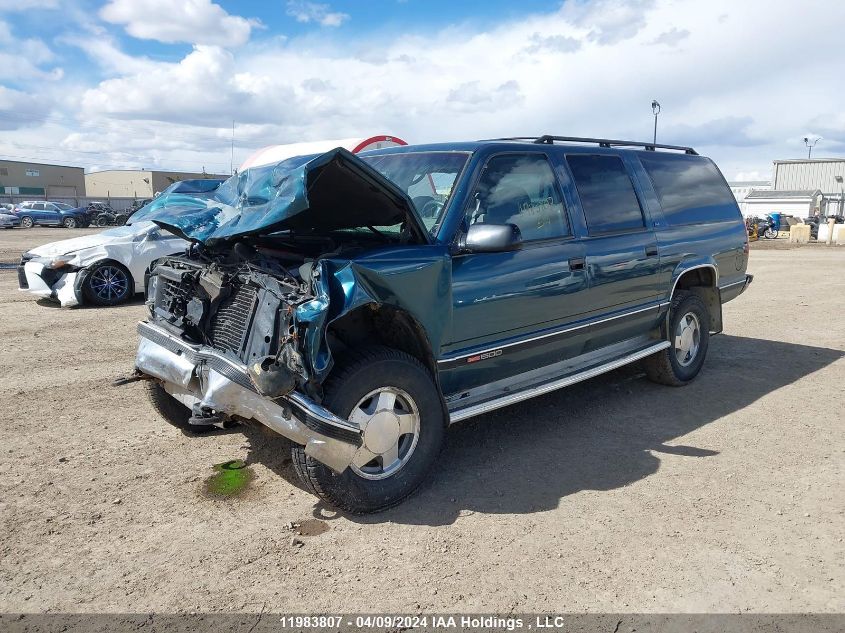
[492,135,698,155]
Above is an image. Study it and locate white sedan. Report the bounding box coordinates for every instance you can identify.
[18,221,187,307]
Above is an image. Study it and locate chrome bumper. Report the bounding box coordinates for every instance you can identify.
[135,321,362,473]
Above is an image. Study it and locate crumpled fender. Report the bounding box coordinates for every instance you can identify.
[293,245,452,382]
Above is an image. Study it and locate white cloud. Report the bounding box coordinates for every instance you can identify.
[0,18,62,81]
[0,86,51,130]
[286,1,349,27]
[100,0,258,47]
[4,0,845,180]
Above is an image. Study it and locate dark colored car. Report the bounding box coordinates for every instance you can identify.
[14,201,90,228]
[132,136,752,513]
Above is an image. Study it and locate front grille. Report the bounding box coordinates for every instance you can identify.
[209,284,259,356]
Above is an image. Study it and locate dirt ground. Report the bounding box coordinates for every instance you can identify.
[0,228,842,614]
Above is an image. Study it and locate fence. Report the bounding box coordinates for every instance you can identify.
[0,195,144,212]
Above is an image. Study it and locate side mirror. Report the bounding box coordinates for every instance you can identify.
[459,223,522,253]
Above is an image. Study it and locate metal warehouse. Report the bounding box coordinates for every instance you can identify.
[772,158,845,216]
[85,169,231,198]
[0,159,86,198]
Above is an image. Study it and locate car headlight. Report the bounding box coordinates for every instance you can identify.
[46,255,77,269]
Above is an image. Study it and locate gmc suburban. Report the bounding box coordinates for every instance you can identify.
[131,135,752,513]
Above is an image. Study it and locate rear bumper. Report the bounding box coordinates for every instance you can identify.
[719,274,753,304]
[135,321,362,473]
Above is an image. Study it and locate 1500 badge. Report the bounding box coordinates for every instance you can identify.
[466,348,503,363]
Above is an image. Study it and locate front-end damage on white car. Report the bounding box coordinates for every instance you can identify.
[18,222,187,307]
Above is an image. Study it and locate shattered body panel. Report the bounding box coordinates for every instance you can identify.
[19,222,187,307]
[133,148,429,246]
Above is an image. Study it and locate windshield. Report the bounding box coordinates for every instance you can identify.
[361,151,469,235]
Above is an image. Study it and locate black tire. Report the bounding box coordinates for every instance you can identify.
[20,216,34,228]
[764,228,777,239]
[643,290,710,386]
[62,217,78,229]
[144,381,216,434]
[95,214,111,227]
[81,261,134,306]
[291,346,445,514]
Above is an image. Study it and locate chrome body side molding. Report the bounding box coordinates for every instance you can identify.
[448,340,670,423]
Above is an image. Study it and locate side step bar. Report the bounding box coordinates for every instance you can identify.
[448,341,671,423]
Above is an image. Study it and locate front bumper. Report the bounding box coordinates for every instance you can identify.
[18,260,81,307]
[135,321,362,473]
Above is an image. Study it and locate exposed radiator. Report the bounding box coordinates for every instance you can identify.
[209,283,259,356]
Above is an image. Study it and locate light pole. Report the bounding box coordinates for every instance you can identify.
[804,136,821,159]
[651,100,661,145]
[836,175,844,215]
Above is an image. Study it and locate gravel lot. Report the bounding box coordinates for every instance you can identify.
[0,228,842,613]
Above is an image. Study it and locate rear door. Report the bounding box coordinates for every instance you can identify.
[564,153,664,347]
[30,203,49,223]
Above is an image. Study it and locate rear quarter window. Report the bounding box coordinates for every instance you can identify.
[639,154,739,225]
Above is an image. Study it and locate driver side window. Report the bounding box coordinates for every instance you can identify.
[465,154,570,241]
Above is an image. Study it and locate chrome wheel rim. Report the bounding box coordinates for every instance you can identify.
[65,218,76,228]
[674,311,701,367]
[21,217,32,228]
[349,387,421,481]
[90,265,128,301]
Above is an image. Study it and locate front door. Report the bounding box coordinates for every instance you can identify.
[442,152,590,394]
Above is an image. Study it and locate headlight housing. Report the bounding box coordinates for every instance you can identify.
[46,254,78,269]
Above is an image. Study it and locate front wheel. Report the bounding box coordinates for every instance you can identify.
[20,216,34,228]
[81,261,133,306]
[763,227,778,239]
[643,291,710,386]
[62,217,78,229]
[291,346,445,513]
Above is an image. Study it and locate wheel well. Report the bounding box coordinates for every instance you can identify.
[328,304,437,377]
[672,266,722,333]
[326,304,449,420]
[87,259,134,287]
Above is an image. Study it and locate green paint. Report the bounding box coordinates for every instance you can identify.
[203,459,254,498]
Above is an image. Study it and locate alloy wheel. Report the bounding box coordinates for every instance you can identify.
[349,387,421,480]
[90,265,129,302]
[674,311,701,367]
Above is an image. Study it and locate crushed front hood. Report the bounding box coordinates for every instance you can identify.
[133,147,429,245]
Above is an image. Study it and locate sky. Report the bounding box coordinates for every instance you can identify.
[1,0,844,180]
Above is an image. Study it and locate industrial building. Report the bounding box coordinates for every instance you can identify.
[0,159,86,198]
[772,158,845,217]
[85,169,230,199]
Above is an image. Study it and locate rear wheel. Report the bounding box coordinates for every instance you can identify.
[82,261,133,306]
[291,346,445,513]
[20,216,33,228]
[95,214,111,227]
[643,291,710,386]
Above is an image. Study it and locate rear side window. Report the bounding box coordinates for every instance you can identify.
[639,154,738,225]
[566,154,645,234]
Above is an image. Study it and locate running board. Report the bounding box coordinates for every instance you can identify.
[448,341,670,423]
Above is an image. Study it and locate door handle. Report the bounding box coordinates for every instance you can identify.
[568,257,586,270]
[645,246,659,257]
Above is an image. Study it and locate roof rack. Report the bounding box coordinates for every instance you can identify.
[492,135,698,155]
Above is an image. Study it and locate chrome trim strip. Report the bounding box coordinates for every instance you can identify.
[437,301,668,365]
[718,278,747,290]
[669,263,718,299]
[448,341,671,423]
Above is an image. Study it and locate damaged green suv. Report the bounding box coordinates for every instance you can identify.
[133,136,752,513]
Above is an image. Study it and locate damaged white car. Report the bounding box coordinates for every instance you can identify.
[17,221,187,307]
